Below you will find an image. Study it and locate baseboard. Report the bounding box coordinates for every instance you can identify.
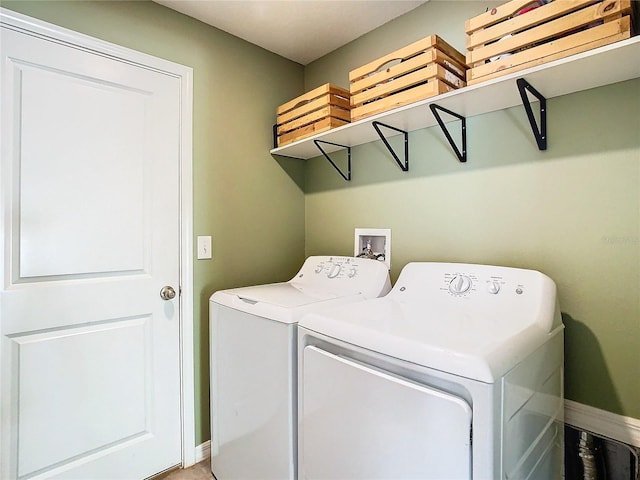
[565,400,640,447]
[195,440,211,463]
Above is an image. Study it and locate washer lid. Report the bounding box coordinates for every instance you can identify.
[217,282,340,308]
[209,256,391,324]
[210,283,365,324]
[299,262,562,382]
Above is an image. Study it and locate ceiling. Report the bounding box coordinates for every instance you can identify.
[153,0,427,65]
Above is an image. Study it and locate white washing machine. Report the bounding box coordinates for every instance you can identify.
[209,256,391,480]
[298,262,564,480]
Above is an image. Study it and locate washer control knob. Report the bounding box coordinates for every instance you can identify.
[348,267,357,278]
[487,281,501,294]
[449,275,472,294]
[328,264,342,278]
[314,264,323,274]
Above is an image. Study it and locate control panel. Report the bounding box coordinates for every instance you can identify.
[293,256,391,299]
[310,257,360,279]
[443,271,512,297]
[389,262,559,334]
[441,270,524,298]
[390,263,544,303]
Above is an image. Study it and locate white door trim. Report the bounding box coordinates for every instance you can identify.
[0,8,196,469]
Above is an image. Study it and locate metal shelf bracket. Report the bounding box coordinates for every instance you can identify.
[517,78,547,150]
[429,104,467,163]
[372,121,409,172]
[314,139,351,181]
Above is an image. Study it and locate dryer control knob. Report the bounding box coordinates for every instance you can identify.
[449,275,472,294]
[487,281,501,294]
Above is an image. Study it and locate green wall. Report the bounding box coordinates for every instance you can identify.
[2,0,306,444]
[304,2,640,419]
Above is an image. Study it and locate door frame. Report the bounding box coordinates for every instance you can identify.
[0,8,196,469]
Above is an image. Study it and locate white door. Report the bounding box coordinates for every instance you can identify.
[1,18,183,480]
[301,346,472,480]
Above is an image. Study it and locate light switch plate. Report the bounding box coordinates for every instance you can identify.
[197,236,212,260]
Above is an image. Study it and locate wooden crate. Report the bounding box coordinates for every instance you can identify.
[276,84,350,147]
[349,35,468,122]
[466,0,633,85]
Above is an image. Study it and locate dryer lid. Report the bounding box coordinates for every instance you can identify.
[299,262,563,382]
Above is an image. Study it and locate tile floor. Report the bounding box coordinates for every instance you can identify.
[159,460,213,480]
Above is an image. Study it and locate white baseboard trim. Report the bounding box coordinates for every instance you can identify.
[194,441,211,464]
[565,400,640,447]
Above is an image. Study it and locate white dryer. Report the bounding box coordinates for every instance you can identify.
[209,256,391,480]
[298,262,564,480]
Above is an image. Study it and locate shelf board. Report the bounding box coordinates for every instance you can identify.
[270,36,640,159]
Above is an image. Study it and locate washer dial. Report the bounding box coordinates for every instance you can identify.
[327,263,342,278]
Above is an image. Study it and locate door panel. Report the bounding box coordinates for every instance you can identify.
[301,346,472,480]
[18,61,147,279]
[13,316,150,476]
[1,20,182,480]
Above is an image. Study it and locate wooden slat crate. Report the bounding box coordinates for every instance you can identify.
[276,84,350,147]
[349,35,468,122]
[466,0,633,85]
